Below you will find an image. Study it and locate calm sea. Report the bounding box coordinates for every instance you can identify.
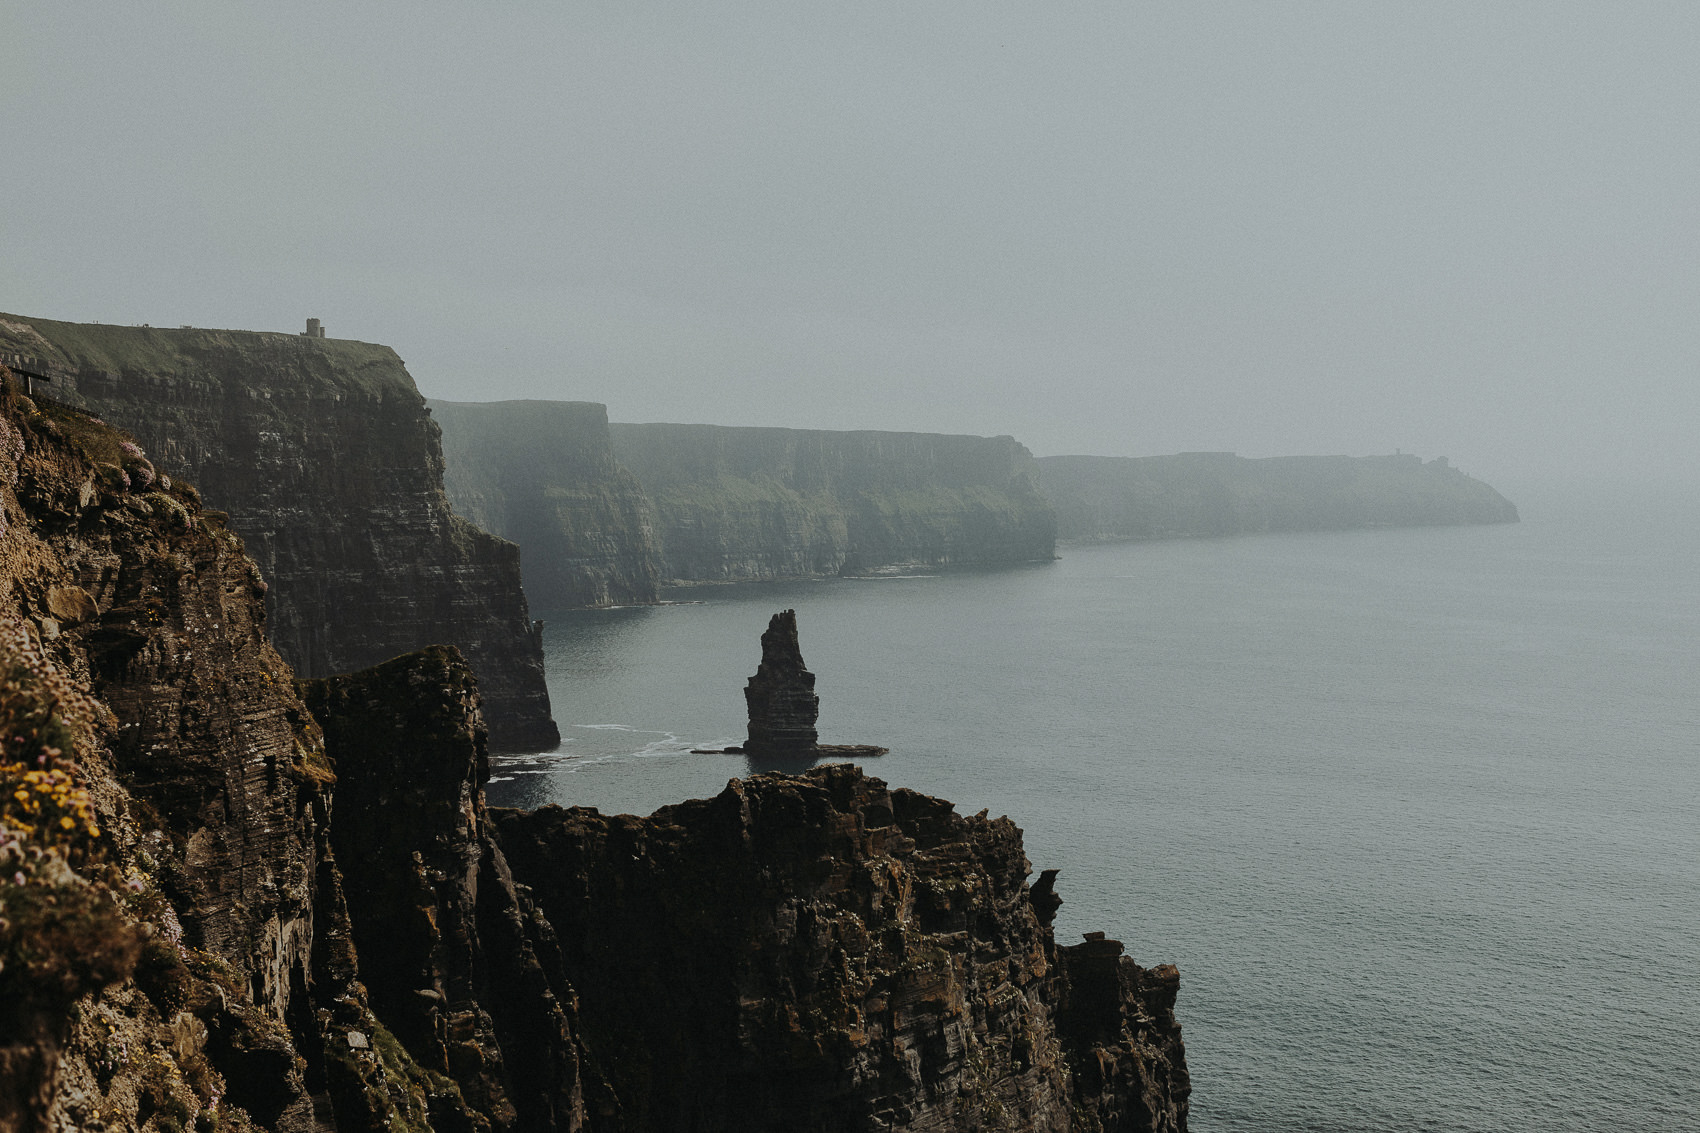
[488,485,1700,1132]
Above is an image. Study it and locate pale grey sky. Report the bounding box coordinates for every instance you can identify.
[6,3,1698,486]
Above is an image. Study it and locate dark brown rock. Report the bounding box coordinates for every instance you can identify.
[742,610,820,757]
[0,388,476,1133]
[494,764,1190,1132]
[300,646,592,1133]
[1056,939,1191,1133]
[0,388,330,1132]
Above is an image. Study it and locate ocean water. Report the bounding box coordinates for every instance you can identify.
[487,487,1700,1132]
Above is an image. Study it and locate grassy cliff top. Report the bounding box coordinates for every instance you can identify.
[0,312,412,398]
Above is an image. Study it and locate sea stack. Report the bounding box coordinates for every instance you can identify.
[700,610,885,759]
[743,609,820,756]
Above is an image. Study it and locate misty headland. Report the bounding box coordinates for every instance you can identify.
[8,4,1700,1131]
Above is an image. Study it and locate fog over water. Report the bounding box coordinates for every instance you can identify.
[8,4,1700,486]
[6,5,1697,1129]
[9,7,1699,1125]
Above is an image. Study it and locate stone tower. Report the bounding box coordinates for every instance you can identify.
[743,609,819,756]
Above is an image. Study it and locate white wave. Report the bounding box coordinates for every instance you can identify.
[851,574,938,580]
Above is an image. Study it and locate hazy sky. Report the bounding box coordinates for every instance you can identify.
[6,3,1698,485]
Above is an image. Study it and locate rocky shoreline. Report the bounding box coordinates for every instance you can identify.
[0,367,1190,1131]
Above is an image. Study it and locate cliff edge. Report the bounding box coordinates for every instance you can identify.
[0,314,558,752]
[428,399,660,610]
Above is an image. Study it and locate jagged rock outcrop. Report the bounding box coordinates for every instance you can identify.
[742,610,819,756]
[299,646,595,1133]
[608,422,1057,583]
[1054,934,1190,1131]
[0,313,558,752]
[494,764,1189,1131]
[1038,451,1519,542]
[427,400,660,610]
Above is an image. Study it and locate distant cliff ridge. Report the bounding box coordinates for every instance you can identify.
[1038,451,1519,542]
[0,313,559,752]
[428,399,661,610]
[609,422,1058,582]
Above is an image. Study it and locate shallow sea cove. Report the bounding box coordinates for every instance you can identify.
[488,484,1699,1132]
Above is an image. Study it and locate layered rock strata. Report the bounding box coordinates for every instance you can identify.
[0,388,584,1133]
[1038,451,1519,542]
[0,383,457,1133]
[494,764,1190,1131]
[300,647,594,1132]
[608,422,1058,583]
[427,400,660,610]
[0,313,557,752]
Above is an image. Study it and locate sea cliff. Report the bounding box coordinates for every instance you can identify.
[1038,452,1519,542]
[609,422,1058,582]
[0,377,1190,1131]
[0,315,557,752]
[428,400,659,610]
[496,766,1189,1131]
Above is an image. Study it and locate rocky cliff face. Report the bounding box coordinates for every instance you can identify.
[0,382,425,1133]
[427,401,659,611]
[1038,452,1519,542]
[494,764,1189,1132]
[609,423,1057,583]
[0,314,557,752]
[300,647,594,1133]
[0,374,1188,1133]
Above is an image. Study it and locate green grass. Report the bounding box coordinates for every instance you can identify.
[31,395,141,467]
[0,311,411,400]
